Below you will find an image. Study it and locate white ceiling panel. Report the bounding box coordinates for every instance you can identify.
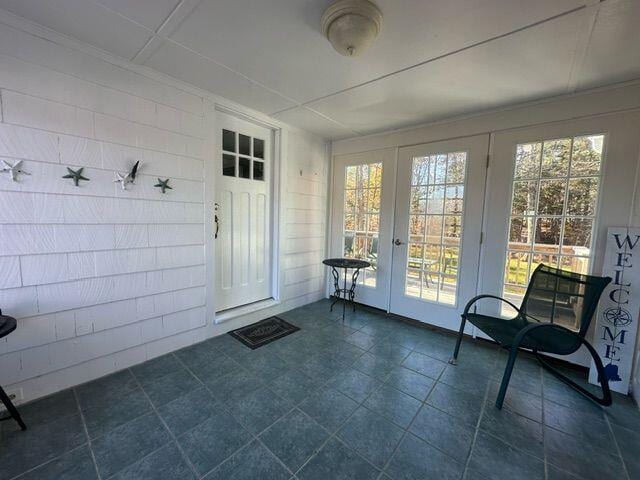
[0,0,151,59]
[146,41,297,114]
[170,0,588,106]
[272,107,357,140]
[94,0,182,32]
[308,10,588,134]
[575,0,640,91]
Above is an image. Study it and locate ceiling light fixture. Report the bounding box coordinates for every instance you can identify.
[321,0,383,57]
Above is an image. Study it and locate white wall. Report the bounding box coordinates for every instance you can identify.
[0,19,329,403]
[333,82,640,405]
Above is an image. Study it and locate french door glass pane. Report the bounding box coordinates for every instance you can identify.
[343,162,382,287]
[502,134,604,312]
[404,152,467,305]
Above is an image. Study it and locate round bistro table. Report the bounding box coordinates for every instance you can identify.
[322,258,371,322]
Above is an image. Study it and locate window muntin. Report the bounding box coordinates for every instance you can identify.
[343,163,382,287]
[405,152,467,305]
[222,129,265,181]
[502,134,605,312]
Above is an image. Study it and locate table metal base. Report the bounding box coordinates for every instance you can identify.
[328,265,363,322]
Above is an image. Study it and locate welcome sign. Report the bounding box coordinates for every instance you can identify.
[589,227,640,394]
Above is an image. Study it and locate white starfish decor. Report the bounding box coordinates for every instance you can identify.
[113,160,140,191]
[114,170,133,190]
[1,159,30,182]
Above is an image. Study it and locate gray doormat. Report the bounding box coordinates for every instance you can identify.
[228,316,300,349]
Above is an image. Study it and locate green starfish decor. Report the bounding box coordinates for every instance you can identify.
[154,178,172,194]
[62,167,90,186]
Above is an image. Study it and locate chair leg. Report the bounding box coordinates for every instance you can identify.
[448,314,467,365]
[495,345,519,409]
[0,385,27,431]
[535,338,612,407]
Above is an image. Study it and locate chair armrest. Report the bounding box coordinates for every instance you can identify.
[462,294,522,317]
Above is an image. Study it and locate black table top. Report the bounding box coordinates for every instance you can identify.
[0,315,17,339]
[323,258,371,269]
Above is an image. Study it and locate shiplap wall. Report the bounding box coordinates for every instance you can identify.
[0,20,328,403]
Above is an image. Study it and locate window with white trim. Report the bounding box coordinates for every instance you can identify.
[502,134,605,312]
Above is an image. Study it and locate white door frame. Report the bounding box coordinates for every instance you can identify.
[204,105,283,324]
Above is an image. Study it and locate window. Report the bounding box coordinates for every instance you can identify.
[503,134,605,311]
[405,152,467,305]
[222,129,265,181]
[343,163,382,287]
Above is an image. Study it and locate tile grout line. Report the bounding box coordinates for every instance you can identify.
[8,443,91,480]
[374,362,443,480]
[128,362,202,479]
[287,315,396,477]
[173,349,300,479]
[291,317,444,479]
[602,405,631,480]
[541,363,548,480]
[461,376,492,479]
[73,388,103,480]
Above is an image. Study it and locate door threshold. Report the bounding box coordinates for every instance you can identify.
[215,298,279,324]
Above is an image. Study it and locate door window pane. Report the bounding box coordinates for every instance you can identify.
[239,157,251,179]
[502,134,604,311]
[253,161,264,181]
[223,154,236,177]
[511,181,537,215]
[514,143,541,179]
[404,152,467,305]
[541,139,571,178]
[222,129,235,152]
[239,134,251,156]
[253,138,265,159]
[343,162,382,287]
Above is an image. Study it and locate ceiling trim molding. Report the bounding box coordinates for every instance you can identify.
[130,0,203,64]
[331,77,640,149]
[566,1,600,93]
[0,7,327,138]
[86,0,303,111]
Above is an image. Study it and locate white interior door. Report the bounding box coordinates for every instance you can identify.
[330,149,396,310]
[215,111,273,312]
[389,135,489,331]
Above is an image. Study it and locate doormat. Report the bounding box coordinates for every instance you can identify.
[228,316,300,350]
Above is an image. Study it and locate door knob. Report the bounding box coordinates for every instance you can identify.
[394,238,405,246]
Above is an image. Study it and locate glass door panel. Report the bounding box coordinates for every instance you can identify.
[330,149,396,310]
[389,135,489,332]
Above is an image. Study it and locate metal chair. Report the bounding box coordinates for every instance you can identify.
[0,311,27,430]
[449,264,612,409]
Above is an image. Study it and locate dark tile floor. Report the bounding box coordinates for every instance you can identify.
[1,299,639,480]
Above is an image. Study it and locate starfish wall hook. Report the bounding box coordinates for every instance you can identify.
[62,167,90,186]
[154,178,172,194]
[1,159,30,182]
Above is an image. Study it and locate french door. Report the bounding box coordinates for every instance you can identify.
[329,136,489,330]
[330,149,396,310]
[389,135,489,331]
[214,111,273,312]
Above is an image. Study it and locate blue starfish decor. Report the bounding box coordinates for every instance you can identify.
[154,178,172,194]
[62,167,90,186]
